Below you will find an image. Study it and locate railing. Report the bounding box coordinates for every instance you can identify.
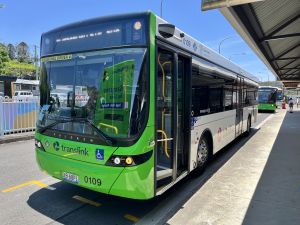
[0,97,40,137]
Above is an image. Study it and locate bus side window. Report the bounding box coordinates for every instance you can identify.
[192,87,209,116]
[209,88,223,113]
[224,88,233,111]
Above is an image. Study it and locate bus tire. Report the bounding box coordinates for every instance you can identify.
[245,116,251,136]
[194,134,211,175]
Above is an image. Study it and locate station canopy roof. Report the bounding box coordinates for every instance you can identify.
[202,0,300,88]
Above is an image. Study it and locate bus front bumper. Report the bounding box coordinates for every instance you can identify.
[35,149,154,199]
[258,103,276,111]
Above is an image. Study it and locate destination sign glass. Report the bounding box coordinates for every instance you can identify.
[41,16,148,56]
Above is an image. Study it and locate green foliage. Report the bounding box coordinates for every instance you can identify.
[0,44,10,74]
[2,60,35,76]
[0,42,37,76]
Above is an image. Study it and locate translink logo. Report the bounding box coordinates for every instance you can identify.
[61,144,89,156]
[53,141,60,151]
[52,141,89,156]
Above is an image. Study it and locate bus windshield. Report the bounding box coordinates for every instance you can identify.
[38,48,148,140]
[276,90,283,101]
[258,88,276,104]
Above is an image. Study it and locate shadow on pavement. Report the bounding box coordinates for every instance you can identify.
[258,110,277,114]
[241,110,300,225]
[27,180,160,225]
[27,129,259,225]
[140,128,260,225]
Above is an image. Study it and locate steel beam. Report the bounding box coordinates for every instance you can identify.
[278,67,300,71]
[275,42,300,59]
[274,57,300,61]
[279,59,298,69]
[262,33,300,42]
[265,13,300,38]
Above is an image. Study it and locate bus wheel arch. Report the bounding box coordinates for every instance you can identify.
[245,115,251,136]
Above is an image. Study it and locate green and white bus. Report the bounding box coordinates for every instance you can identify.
[258,86,277,112]
[35,12,258,199]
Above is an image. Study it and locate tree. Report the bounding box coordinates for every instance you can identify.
[0,43,9,74]
[0,42,37,77]
[16,42,30,63]
[7,43,16,60]
[2,60,35,76]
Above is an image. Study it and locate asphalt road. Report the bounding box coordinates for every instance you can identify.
[0,112,273,225]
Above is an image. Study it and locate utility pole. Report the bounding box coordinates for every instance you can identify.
[34,45,39,80]
[160,0,165,18]
[218,36,234,54]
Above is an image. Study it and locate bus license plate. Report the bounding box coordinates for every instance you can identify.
[63,172,79,184]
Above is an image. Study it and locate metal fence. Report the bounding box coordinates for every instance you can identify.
[0,97,40,137]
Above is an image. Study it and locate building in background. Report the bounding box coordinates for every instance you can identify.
[13,79,39,96]
[0,76,17,97]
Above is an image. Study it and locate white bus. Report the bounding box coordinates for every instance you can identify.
[155,16,258,188]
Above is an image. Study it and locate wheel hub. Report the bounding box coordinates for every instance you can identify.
[197,140,208,166]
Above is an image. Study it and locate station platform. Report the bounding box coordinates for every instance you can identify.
[166,108,300,225]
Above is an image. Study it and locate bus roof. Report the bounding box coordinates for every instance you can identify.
[155,14,259,84]
[42,12,150,36]
[41,11,258,85]
[259,86,282,90]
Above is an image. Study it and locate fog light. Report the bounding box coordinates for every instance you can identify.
[113,157,121,165]
[125,157,133,165]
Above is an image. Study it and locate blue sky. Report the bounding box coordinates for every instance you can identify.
[0,0,274,81]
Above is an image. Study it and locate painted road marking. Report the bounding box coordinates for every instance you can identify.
[72,195,101,207]
[2,180,48,193]
[124,214,140,223]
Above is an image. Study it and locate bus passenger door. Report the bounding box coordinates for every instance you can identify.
[235,77,244,137]
[156,48,174,187]
[176,55,190,176]
[155,47,189,190]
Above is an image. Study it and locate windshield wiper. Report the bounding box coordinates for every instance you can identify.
[73,118,115,146]
[38,118,72,134]
[38,116,115,146]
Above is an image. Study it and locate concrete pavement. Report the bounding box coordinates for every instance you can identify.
[0,131,35,144]
[166,109,300,225]
[1,111,296,225]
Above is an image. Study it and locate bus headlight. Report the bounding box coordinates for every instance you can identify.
[35,139,45,151]
[113,157,121,165]
[106,151,152,167]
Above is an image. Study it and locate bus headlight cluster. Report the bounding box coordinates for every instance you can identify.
[106,151,152,167]
[35,139,45,151]
[109,156,134,166]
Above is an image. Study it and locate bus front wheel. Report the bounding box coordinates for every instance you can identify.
[245,116,251,136]
[194,135,211,175]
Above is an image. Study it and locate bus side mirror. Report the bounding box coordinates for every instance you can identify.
[158,24,175,39]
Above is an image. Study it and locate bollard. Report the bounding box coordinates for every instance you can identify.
[281,101,286,109]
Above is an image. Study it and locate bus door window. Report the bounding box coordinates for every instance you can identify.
[235,77,244,136]
[224,85,233,111]
[156,49,174,182]
[177,56,188,175]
